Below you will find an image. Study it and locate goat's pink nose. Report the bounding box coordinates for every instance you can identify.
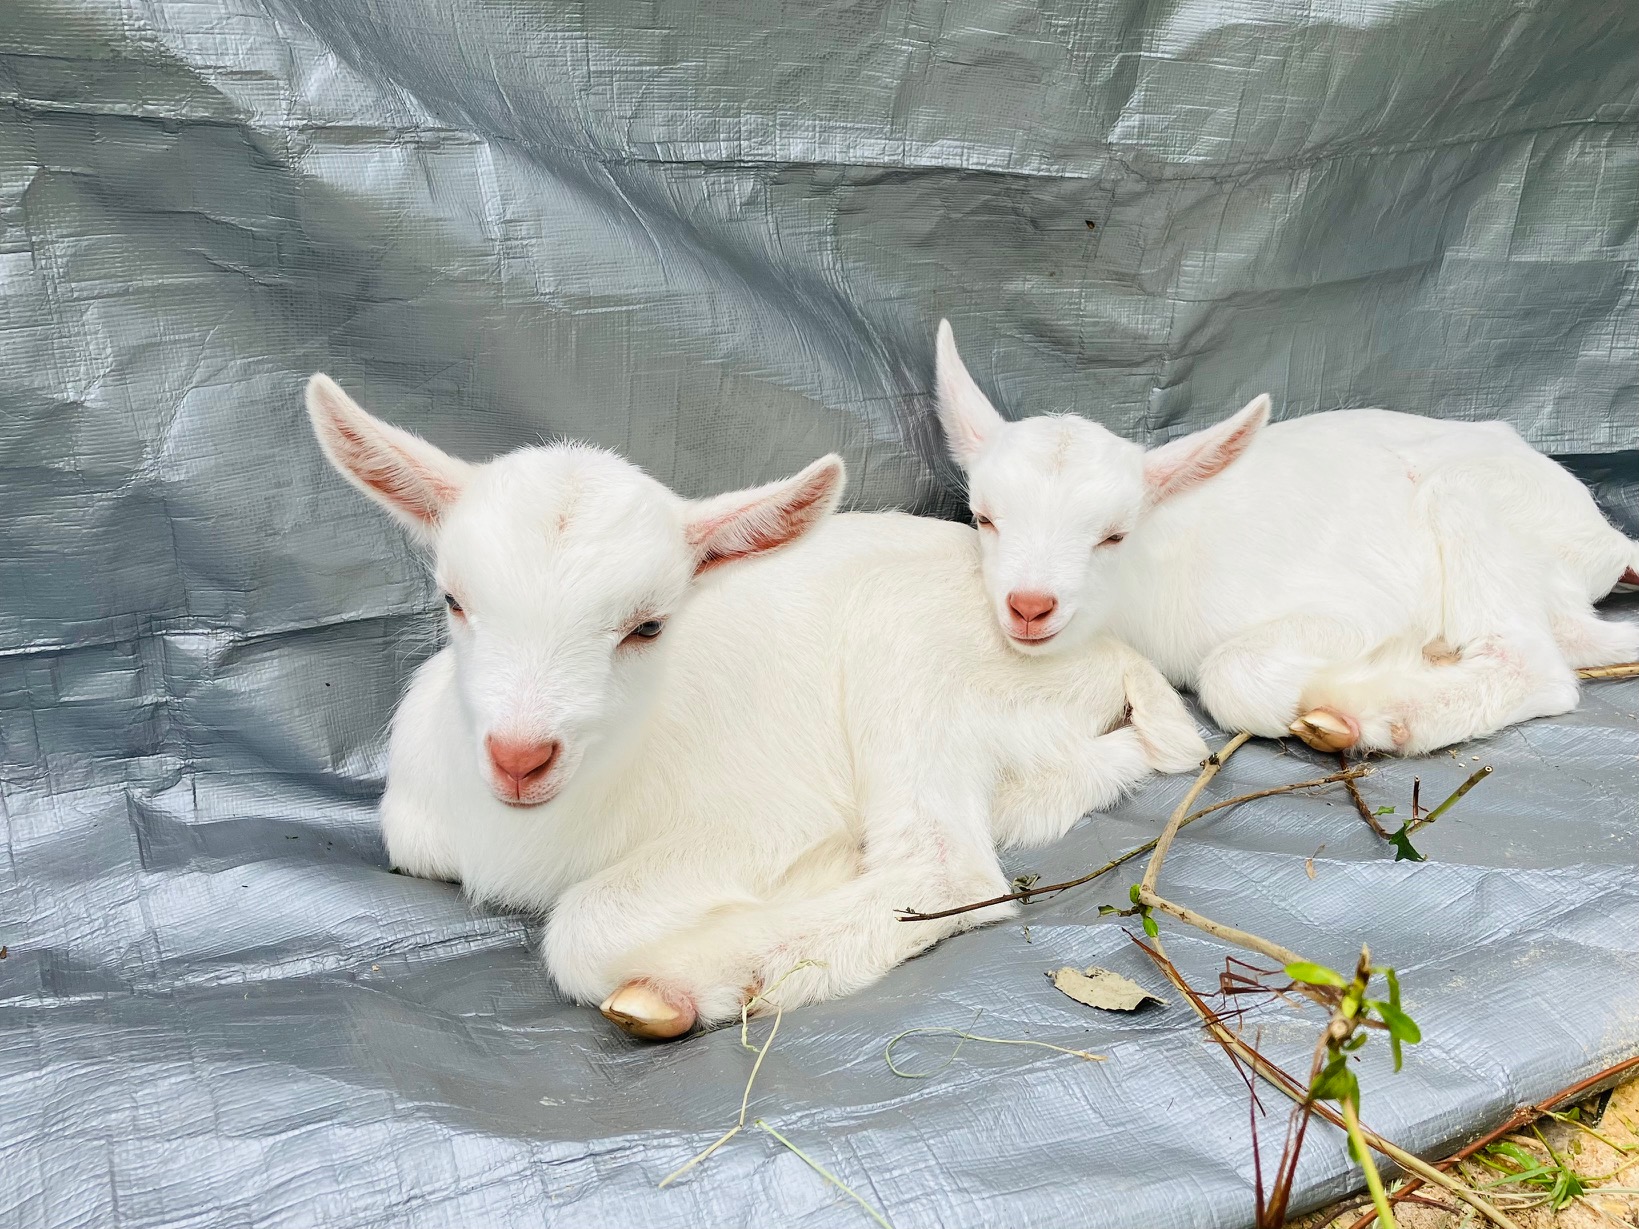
[1007,591,1058,625]
[485,736,561,788]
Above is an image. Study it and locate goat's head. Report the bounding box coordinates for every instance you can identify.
[306,375,844,806]
[934,321,1268,652]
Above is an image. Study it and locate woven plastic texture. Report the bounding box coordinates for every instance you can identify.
[3,1,1637,1225]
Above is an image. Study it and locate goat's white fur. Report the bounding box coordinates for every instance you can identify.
[306,374,1207,1026]
[934,320,1639,755]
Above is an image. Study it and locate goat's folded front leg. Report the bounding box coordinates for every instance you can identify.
[598,785,1013,1036]
[542,843,766,1037]
[607,856,1012,1032]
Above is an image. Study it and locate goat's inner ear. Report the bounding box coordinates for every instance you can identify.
[304,374,473,535]
[685,455,845,576]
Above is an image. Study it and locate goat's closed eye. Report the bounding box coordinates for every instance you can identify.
[1098,532,1127,548]
[443,593,466,617]
[974,512,995,529]
[621,618,666,646]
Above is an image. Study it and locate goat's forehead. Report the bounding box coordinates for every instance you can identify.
[459,448,677,534]
[436,448,687,599]
[1000,416,1134,469]
[974,417,1144,513]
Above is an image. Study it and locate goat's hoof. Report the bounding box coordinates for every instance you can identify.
[1289,707,1359,752]
[1422,637,1462,666]
[600,983,696,1041]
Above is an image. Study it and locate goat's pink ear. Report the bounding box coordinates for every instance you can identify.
[305,374,473,537]
[935,320,1006,469]
[685,454,846,575]
[1142,394,1270,506]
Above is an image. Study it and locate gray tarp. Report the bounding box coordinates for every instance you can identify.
[3,1,1637,1225]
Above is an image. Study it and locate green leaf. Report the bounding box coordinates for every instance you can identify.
[1141,911,1159,938]
[1551,1168,1585,1211]
[1310,1054,1359,1105]
[1366,1000,1420,1071]
[1097,904,1119,916]
[1381,967,1402,1010]
[1128,883,1142,905]
[1285,961,1347,988]
[1373,806,1396,817]
[1386,824,1427,862]
[1342,1032,1370,1053]
[1376,1003,1421,1045]
[1487,1141,1540,1172]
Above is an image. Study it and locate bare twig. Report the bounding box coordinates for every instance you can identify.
[1180,764,1373,825]
[1341,753,1392,838]
[1136,889,1305,967]
[899,745,1365,924]
[1578,662,1639,680]
[1345,1054,1639,1229]
[1130,733,1308,966]
[1140,732,1253,893]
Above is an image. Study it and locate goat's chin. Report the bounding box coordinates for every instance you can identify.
[1000,611,1093,655]
[495,786,560,809]
[1006,628,1061,651]
[487,764,576,809]
[1001,621,1070,654]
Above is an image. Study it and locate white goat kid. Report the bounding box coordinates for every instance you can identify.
[306,375,1207,1039]
[934,321,1639,756]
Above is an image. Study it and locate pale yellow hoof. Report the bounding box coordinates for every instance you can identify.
[599,983,695,1041]
[1289,707,1359,753]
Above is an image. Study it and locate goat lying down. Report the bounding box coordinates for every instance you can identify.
[934,321,1639,756]
[305,376,1207,1039]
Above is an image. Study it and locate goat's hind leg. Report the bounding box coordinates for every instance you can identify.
[1298,504,1581,755]
[1551,608,1639,669]
[1299,627,1577,756]
[1195,615,1378,747]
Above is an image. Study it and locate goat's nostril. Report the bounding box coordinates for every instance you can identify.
[485,735,561,786]
[1006,591,1058,625]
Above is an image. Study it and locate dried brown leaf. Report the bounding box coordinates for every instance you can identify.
[1049,965,1166,1012]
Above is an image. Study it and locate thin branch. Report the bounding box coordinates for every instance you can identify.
[1183,764,1373,824]
[1341,752,1391,838]
[1136,887,1305,967]
[1140,732,1254,893]
[1133,935,1524,1229]
[1407,765,1492,835]
[1345,1054,1639,1229]
[899,746,1364,924]
[1578,662,1639,680]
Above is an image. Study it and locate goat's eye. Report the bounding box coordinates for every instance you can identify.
[443,593,465,616]
[974,513,994,529]
[1098,532,1127,548]
[622,618,665,645]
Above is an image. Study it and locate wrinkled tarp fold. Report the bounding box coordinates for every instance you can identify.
[2,1,1637,1225]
